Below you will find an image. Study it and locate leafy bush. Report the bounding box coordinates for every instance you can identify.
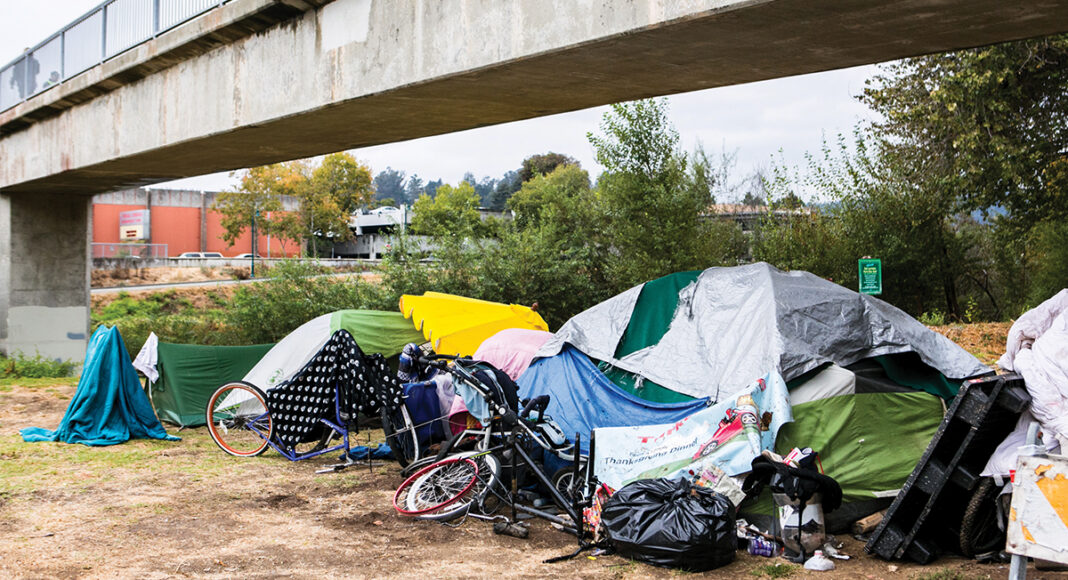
[219,260,392,344]
[1,352,78,378]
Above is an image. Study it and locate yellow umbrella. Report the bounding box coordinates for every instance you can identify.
[399,292,550,356]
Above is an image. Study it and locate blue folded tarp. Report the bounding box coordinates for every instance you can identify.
[21,326,179,446]
[517,345,710,452]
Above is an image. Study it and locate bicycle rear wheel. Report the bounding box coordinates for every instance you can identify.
[393,457,478,516]
[382,405,419,468]
[206,382,273,457]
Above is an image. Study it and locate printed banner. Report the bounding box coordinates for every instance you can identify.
[592,372,792,490]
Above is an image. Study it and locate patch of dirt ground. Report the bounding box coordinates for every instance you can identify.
[92,267,238,288]
[1,376,1065,580]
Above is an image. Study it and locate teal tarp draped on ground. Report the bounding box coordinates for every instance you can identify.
[21,326,179,446]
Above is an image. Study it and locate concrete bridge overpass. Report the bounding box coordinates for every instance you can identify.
[2,0,1067,359]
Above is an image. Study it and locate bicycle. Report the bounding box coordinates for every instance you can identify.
[205,330,401,469]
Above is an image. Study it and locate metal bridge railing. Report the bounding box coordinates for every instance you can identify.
[92,242,169,259]
[1,0,228,113]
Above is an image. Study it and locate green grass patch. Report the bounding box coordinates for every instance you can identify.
[750,562,797,578]
[0,353,78,379]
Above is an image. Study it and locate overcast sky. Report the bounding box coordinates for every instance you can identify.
[3,0,880,200]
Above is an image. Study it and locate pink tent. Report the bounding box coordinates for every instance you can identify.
[473,328,553,381]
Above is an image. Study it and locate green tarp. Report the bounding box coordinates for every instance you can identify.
[152,342,274,427]
[602,271,700,403]
[330,310,424,357]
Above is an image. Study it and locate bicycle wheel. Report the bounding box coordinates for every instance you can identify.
[960,478,1005,558]
[206,381,273,457]
[382,405,419,468]
[393,457,478,516]
[416,452,503,522]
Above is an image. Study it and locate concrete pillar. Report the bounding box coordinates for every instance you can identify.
[0,193,91,362]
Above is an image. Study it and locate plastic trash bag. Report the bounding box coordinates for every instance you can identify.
[603,478,736,571]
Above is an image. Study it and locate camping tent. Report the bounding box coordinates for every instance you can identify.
[150,342,274,427]
[538,263,987,400]
[528,263,991,528]
[21,326,179,446]
[243,309,424,390]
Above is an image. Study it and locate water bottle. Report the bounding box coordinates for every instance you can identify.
[803,550,836,571]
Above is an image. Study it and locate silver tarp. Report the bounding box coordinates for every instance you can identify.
[537,262,990,401]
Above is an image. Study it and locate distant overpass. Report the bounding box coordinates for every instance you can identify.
[2,0,1067,358]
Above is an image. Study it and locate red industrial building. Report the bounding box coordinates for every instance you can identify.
[92,188,301,258]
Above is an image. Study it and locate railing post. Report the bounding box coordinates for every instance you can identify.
[101,2,108,62]
[153,0,161,36]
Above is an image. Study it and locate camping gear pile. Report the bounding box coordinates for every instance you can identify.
[39,263,1065,573]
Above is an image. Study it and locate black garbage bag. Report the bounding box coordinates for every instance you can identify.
[602,478,736,571]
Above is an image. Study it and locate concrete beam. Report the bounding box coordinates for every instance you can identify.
[0,194,91,361]
[2,0,1068,196]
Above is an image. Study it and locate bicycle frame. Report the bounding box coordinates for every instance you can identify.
[242,382,358,462]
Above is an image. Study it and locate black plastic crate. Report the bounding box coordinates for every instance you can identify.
[865,373,1030,563]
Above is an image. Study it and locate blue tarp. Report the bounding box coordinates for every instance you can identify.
[21,326,179,446]
[517,346,710,452]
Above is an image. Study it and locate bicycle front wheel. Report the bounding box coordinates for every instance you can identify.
[417,452,503,522]
[206,381,273,457]
[393,457,478,516]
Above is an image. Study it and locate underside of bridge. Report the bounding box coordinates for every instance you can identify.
[1,0,1067,358]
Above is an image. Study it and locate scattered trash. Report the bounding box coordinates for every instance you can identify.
[803,550,836,571]
[747,536,779,557]
[822,541,850,560]
[887,564,899,572]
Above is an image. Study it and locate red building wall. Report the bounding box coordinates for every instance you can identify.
[93,201,300,257]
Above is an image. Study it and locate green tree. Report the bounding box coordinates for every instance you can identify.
[410,182,487,238]
[861,35,1068,230]
[213,162,306,253]
[588,98,735,287]
[299,153,374,256]
[518,152,580,182]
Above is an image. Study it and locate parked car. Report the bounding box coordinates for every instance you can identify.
[233,253,262,259]
[177,252,224,258]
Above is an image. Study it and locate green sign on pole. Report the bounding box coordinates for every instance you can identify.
[858,258,882,295]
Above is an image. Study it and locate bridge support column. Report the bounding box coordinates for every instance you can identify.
[0,194,91,362]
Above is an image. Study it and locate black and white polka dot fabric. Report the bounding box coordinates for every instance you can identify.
[265,330,403,453]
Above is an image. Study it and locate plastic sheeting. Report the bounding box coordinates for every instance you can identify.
[21,326,179,446]
[538,263,989,401]
[399,292,549,356]
[472,328,552,380]
[997,289,1068,443]
[517,345,710,452]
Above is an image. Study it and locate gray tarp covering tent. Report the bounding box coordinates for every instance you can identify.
[537,262,989,401]
[532,263,992,530]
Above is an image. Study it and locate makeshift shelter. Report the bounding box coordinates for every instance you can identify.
[528,263,991,528]
[472,328,553,380]
[243,310,424,391]
[21,326,179,446]
[399,292,549,356]
[150,342,274,427]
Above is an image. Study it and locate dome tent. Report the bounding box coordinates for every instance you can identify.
[524,263,992,529]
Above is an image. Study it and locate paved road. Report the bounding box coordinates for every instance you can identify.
[90,271,371,294]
